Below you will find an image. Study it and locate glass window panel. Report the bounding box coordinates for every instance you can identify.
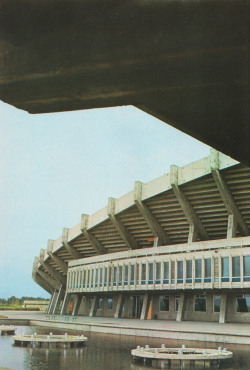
[130,265,135,284]
[222,257,229,277]
[233,256,240,276]
[95,269,98,287]
[186,260,192,279]
[124,265,128,285]
[113,266,117,284]
[236,295,250,312]
[107,298,113,309]
[159,295,169,311]
[99,268,103,285]
[156,262,161,283]
[177,261,183,282]
[91,269,94,287]
[194,295,206,312]
[98,298,103,310]
[244,256,250,277]
[205,259,211,277]
[119,266,123,285]
[141,264,146,284]
[195,259,202,278]
[163,262,169,283]
[104,267,108,286]
[214,295,221,312]
[148,263,153,283]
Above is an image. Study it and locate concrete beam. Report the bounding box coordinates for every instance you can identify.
[108,198,139,250]
[47,240,68,273]
[32,272,52,294]
[210,151,249,237]
[170,165,209,241]
[60,293,70,315]
[81,214,106,254]
[40,250,66,285]
[134,181,171,246]
[36,268,59,290]
[62,228,82,259]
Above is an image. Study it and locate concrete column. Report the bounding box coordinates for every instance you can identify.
[176,293,186,322]
[48,289,59,314]
[219,293,228,324]
[89,296,98,317]
[140,293,151,320]
[52,285,65,315]
[72,295,82,316]
[47,291,56,314]
[60,293,70,315]
[151,295,159,320]
[114,294,125,319]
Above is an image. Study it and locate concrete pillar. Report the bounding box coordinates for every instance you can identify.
[140,293,151,320]
[52,285,65,315]
[151,295,159,320]
[72,295,82,316]
[219,293,228,324]
[89,296,98,317]
[176,293,186,322]
[114,294,125,319]
[48,289,58,314]
[60,293,70,315]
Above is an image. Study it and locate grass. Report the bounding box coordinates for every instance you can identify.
[0,315,8,318]
[0,304,40,311]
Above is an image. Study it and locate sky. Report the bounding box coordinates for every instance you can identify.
[0,101,210,299]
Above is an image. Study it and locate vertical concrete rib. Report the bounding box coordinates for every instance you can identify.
[108,198,139,250]
[210,149,249,237]
[134,181,171,246]
[170,165,208,241]
[81,214,106,254]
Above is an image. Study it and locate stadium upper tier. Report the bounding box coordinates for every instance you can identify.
[33,149,250,294]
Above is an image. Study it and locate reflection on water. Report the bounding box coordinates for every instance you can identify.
[0,326,249,370]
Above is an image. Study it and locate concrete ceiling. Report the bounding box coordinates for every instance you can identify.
[0,0,249,165]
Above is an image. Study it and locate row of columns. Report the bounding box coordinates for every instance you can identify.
[57,292,229,324]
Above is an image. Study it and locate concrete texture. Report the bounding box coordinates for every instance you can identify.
[1,310,250,345]
[0,1,249,164]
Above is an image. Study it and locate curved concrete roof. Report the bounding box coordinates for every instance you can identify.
[34,149,250,291]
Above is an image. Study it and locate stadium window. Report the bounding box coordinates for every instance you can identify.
[213,295,221,313]
[204,258,211,282]
[232,256,240,282]
[159,295,169,311]
[148,263,153,284]
[186,260,192,283]
[222,257,229,282]
[243,256,250,282]
[194,294,206,312]
[236,294,250,312]
[195,259,202,283]
[177,260,183,283]
[107,297,113,310]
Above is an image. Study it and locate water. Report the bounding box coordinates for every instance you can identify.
[0,326,250,370]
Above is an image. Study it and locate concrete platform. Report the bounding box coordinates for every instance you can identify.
[1,311,250,345]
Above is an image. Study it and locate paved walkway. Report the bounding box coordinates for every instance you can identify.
[1,310,250,338]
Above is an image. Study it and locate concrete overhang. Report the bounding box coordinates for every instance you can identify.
[0,0,249,165]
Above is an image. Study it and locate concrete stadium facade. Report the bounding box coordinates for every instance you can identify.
[33,149,250,324]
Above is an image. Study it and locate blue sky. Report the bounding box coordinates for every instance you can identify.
[0,102,210,299]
